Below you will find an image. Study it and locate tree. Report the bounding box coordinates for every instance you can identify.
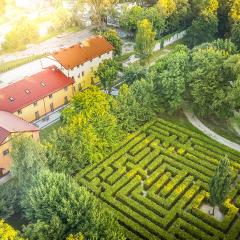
[135,19,156,65]
[151,45,189,112]
[22,215,66,240]
[188,47,232,118]
[21,169,125,239]
[185,14,218,48]
[119,6,145,34]
[209,156,232,215]
[167,0,191,31]
[231,21,240,50]
[2,17,39,50]
[122,65,148,85]
[66,233,84,240]
[156,0,177,18]
[102,29,122,55]
[0,178,19,219]
[47,87,123,174]
[144,7,166,38]
[11,135,47,190]
[229,0,240,23]
[114,79,157,132]
[52,7,74,32]
[95,59,119,93]
[0,220,23,240]
[88,0,116,28]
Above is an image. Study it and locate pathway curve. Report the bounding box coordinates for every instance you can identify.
[184,110,240,152]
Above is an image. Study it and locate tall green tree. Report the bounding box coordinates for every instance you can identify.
[119,6,145,34]
[231,21,240,50]
[114,79,157,132]
[11,135,47,189]
[185,14,218,48]
[102,29,122,55]
[188,46,233,118]
[0,179,19,219]
[95,59,119,93]
[151,45,189,112]
[144,7,166,38]
[135,19,156,65]
[209,156,232,215]
[47,87,123,174]
[21,169,125,239]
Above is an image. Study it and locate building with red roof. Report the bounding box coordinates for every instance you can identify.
[0,111,39,175]
[51,35,114,91]
[0,66,74,122]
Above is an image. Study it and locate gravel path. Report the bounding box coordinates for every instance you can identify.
[184,110,240,152]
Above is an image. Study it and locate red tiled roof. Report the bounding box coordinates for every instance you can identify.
[0,111,39,144]
[0,66,74,113]
[52,36,114,70]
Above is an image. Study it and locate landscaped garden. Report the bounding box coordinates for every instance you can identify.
[77,118,240,240]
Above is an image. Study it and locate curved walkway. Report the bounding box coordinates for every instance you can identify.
[184,110,240,152]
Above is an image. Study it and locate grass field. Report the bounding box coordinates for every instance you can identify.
[77,118,240,240]
[40,121,62,140]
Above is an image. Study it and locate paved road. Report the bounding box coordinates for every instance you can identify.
[0,28,94,63]
[184,110,240,152]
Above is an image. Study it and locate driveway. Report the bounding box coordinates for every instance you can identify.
[0,28,94,63]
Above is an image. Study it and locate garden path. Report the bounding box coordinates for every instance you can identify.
[184,110,240,152]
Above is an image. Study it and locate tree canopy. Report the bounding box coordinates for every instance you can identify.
[135,18,156,65]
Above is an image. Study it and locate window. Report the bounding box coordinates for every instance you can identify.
[41,81,46,87]
[3,149,9,156]
[50,103,54,112]
[9,97,14,102]
[35,111,40,120]
[64,96,68,104]
[90,59,92,62]
[49,94,53,99]
[33,101,38,107]
[78,83,82,91]
[18,109,22,115]
[82,71,84,77]
[99,55,101,59]
[64,86,68,92]
[78,74,80,78]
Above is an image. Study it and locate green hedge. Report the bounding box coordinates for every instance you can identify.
[76,117,240,239]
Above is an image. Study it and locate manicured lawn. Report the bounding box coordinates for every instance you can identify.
[40,121,62,140]
[77,118,240,240]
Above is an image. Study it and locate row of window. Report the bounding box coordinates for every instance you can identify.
[17,88,69,115]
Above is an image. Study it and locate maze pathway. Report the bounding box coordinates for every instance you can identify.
[77,119,240,240]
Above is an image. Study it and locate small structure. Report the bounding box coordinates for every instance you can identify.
[0,111,39,175]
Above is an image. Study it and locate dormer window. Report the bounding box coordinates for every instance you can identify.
[25,89,30,94]
[41,81,46,87]
[9,97,14,102]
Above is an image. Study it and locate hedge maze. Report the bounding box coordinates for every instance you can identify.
[77,118,240,240]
